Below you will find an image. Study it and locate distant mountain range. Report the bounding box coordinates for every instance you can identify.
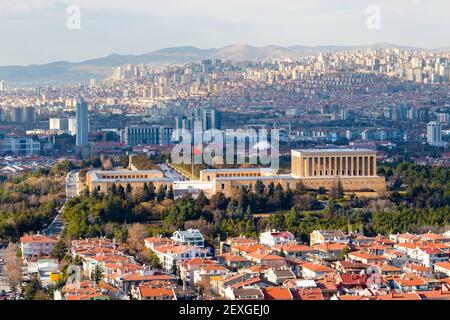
[1,43,448,86]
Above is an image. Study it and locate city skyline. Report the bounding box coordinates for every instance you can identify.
[1,0,449,66]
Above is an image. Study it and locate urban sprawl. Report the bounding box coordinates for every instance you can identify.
[1,48,450,301]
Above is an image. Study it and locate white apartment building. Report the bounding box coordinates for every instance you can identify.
[310,230,349,246]
[152,244,209,272]
[20,235,58,259]
[427,121,445,147]
[1,137,41,156]
[171,229,205,248]
[259,231,295,247]
[410,247,449,267]
[49,117,71,131]
[192,264,228,285]
[0,80,7,91]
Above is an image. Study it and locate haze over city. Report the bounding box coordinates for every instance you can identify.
[1,0,449,66]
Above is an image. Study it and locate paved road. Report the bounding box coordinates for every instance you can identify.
[42,212,65,237]
[42,170,78,237]
[0,248,9,293]
[66,170,79,199]
[159,163,186,181]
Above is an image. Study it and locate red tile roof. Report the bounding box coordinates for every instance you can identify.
[262,287,293,300]
[300,262,335,273]
[20,235,57,244]
[122,273,177,282]
[293,287,324,300]
[139,287,174,299]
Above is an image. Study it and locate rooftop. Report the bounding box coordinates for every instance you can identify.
[201,168,276,173]
[292,148,376,155]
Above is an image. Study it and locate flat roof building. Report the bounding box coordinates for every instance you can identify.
[290,149,385,192]
[86,170,171,194]
[291,148,378,178]
[85,148,386,197]
[200,148,385,196]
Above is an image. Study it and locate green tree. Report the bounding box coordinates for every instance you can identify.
[156,185,166,203]
[295,181,307,194]
[52,239,67,260]
[117,185,126,199]
[255,180,265,195]
[318,187,326,195]
[147,250,162,269]
[171,262,178,275]
[325,200,338,216]
[269,212,286,230]
[24,276,45,300]
[167,186,175,200]
[126,183,132,194]
[330,179,344,200]
[210,192,228,211]
[110,184,117,196]
[245,205,253,220]
[145,182,156,202]
[268,182,275,197]
[195,191,209,211]
[118,154,129,168]
[339,246,350,260]
[91,158,102,168]
[91,264,104,284]
[274,183,284,207]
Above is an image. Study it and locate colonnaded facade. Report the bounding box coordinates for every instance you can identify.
[289,149,386,192]
[86,148,386,197]
[86,170,172,193]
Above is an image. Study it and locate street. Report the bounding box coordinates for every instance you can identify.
[65,170,79,199]
[0,248,9,294]
[42,170,79,237]
[159,163,186,181]
[41,212,65,237]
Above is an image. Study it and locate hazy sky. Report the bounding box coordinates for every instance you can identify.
[0,0,449,66]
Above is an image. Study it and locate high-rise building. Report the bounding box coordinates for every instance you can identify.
[202,109,221,131]
[49,118,69,131]
[437,113,450,125]
[407,108,418,120]
[175,116,192,131]
[68,117,77,136]
[427,121,443,146]
[0,81,7,92]
[10,106,35,125]
[123,125,174,146]
[76,99,89,147]
[23,106,35,125]
[89,78,97,88]
[10,108,22,123]
[346,129,360,141]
